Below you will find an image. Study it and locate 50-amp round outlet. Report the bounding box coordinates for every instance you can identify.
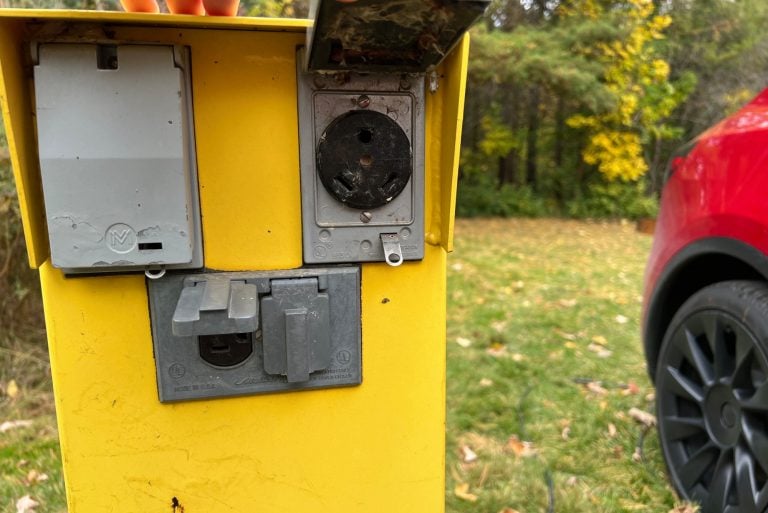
[316,110,412,210]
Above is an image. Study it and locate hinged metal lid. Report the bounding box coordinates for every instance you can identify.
[306,0,490,72]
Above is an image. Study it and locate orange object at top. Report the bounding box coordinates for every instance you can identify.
[120,0,238,16]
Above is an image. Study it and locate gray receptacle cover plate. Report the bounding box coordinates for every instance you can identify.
[148,267,361,402]
[297,49,425,264]
[33,44,202,273]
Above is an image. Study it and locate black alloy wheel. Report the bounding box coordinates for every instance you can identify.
[656,281,768,513]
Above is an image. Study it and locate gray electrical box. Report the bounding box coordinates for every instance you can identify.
[148,267,361,402]
[297,49,425,267]
[33,44,202,274]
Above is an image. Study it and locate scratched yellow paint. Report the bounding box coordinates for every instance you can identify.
[1,10,467,513]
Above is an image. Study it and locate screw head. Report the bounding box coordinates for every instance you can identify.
[399,77,411,90]
[313,75,326,89]
[360,211,373,223]
[357,95,371,109]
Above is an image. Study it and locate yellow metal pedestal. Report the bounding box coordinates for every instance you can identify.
[0,10,468,512]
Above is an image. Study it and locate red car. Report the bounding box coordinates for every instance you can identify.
[644,89,768,513]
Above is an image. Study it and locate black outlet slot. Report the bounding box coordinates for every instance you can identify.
[139,242,163,251]
[97,45,118,70]
[199,333,253,367]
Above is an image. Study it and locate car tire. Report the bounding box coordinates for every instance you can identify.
[656,280,768,513]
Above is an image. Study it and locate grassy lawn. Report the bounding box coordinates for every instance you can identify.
[0,218,680,512]
[446,218,678,512]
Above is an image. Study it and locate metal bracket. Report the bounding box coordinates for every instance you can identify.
[381,233,404,267]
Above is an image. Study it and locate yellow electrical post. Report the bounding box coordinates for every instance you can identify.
[0,3,484,512]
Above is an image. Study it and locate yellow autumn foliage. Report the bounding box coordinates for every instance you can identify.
[563,0,676,181]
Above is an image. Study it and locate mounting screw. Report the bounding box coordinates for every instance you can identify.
[313,75,326,89]
[357,95,371,109]
[360,211,373,223]
[399,77,411,90]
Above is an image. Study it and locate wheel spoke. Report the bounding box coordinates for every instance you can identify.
[736,446,759,513]
[663,415,706,441]
[731,341,755,388]
[742,420,768,474]
[739,380,768,412]
[679,442,718,490]
[707,449,735,513]
[682,327,715,385]
[707,317,731,382]
[664,365,706,403]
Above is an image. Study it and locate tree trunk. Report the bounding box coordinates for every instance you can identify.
[526,86,540,190]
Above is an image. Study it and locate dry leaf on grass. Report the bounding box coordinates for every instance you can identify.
[456,337,472,348]
[24,470,49,486]
[460,445,478,463]
[454,483,478,502]
[607,423,617,438]
[586,382,608,395]
[499,508,522,513]
[587,343,613,358]
[16,495,39,513]
[486,344,507,357]
[558,299,577,308]
[622,381,640,396]
[505,435,537,457]
[668,503,699,513]
[491,321,507,333]
[6,379,19,399]
[479,378,494,387]
[628,407,657,427]
[0,420,33,433]
[591,335,608,346]
[615,314,629,324]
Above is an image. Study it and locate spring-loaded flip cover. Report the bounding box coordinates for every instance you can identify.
[306,0,490,72]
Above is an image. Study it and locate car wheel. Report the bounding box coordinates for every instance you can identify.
[656,280,768,513]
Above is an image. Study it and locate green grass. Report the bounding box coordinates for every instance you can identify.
[0,218,682,512]
[446,218,678,512]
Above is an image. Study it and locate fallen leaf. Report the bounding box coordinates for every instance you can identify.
[479,378,494,387]
[6,380,19,399]
[622,381,641,396]
[586,382,607,395]
[513,281,524,290]
[499,508,522,513]
[0,420,33,433]
[615,314,629,324]
[24,470,49,486]
[491,321,507,333]
[613,445,624,458]
[558,299,577,308]
[511,353,525,362]
[645,392,656,402]
[451,262,464,272]
[486,344,507,357]
[565,476,578,486]
[591,335,608,346]
[460,445,478,463]
[456,337,472,348]
[668,503,699,513]
[628,407,657,427]
[564,341,578,349]
[632,447,643,462]
[16,495,39,513]
[505,435,537,457]
[561,426,571,440]
[607,423,617,438]
[454,483,478,502]
[587,343,612,358]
